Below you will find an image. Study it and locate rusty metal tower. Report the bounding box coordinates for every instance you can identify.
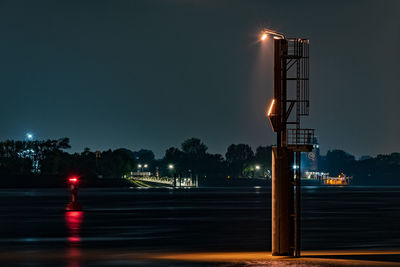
[265,29,314,257]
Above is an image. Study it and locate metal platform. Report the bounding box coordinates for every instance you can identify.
[287,145,313,152]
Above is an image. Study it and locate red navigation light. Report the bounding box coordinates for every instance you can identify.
[66,176,82,211]
[68,176,79,184]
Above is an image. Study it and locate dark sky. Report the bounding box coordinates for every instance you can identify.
[0,0,399,158]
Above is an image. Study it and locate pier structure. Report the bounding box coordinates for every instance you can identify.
[264,29,314,257]
[129,175,198,187]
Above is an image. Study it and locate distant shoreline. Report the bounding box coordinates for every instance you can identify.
[1,174,399,188]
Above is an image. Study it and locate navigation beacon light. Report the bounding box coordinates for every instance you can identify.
[69,177,78,184]
[66,176,82,211]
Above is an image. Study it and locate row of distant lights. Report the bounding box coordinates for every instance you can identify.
[137,164,148,168]
[143,164,262,170]
[138,164,175,169]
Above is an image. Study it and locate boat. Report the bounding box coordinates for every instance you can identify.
[322,172,352,185]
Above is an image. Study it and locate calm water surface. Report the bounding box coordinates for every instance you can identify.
[0,186,399,265]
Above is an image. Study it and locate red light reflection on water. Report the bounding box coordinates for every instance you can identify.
[65,211,83,243]
[65,211,83,267]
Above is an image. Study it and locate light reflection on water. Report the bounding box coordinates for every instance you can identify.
[66,211,83,267]
[66,211,83,243]
[0,186,399,265]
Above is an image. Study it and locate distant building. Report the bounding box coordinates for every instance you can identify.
[301,136,319,172]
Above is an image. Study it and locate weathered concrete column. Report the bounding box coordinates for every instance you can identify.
[272,146,294,256]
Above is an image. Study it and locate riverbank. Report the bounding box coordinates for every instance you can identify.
[1,174,399,188]
[1,249,399,266]
[0,174,270,188]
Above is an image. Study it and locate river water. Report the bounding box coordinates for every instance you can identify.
[0,186,399,265]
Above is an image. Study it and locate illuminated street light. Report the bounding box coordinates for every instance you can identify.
[168,164,174,170]
[260,33,268,41]
[26,133,33,140]
[260,28,285,40]
[255,165,261,170]
[144,164,148,168]
[138,164,142,168]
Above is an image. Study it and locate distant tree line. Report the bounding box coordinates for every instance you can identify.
[161,138,272,179]
[319,150,400,185]
[0,137,399,185]
[0,138,135,180]
[0,137,272,181]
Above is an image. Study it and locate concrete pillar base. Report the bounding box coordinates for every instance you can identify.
[272,146,294,256]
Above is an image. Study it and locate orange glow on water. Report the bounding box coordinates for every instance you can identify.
[0,250,399,266]
[149,250,400,265]
[325,179,347,185]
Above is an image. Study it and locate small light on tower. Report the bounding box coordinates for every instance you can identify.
[267,99,275,117]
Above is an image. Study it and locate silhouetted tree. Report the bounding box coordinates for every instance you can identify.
[98,148,136,178]
[203,153,227,177]
[320,150,355,176]
[255,146,272,169]
[133,149,155,170]
[39,138,72,175]
[164,147,183,164]
[225,144,254,178]
[181,138,208,155]
[353,152,400,185]
[180,138,209,176]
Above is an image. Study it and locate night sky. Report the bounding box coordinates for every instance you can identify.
[0,0,399,158]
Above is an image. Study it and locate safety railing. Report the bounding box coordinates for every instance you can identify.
[287,128,314,146]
